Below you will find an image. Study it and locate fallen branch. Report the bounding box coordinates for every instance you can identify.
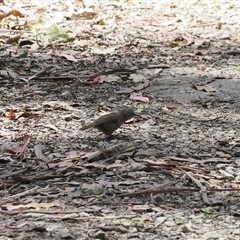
[185,172,210,205]
[169,156,232,164]
[0,186,39,205]
[37,68,136,81]
[119,187,240,197]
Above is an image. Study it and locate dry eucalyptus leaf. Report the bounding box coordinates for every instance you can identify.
[194,85,218,92]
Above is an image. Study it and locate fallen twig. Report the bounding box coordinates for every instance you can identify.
[169,156,232,164]
[37,68,136,81]
[185,172,210,205]
[17,135,31,158]
[119,187,240,197]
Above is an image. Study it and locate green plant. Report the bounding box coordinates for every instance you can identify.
[45,23,70,40]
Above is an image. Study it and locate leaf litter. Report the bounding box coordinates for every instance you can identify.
[0,0,240,239]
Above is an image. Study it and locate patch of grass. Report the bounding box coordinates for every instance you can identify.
[45,23,70,40]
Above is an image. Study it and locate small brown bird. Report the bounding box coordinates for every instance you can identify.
[80,108,135,135]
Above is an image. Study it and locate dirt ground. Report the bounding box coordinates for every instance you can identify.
[0,0,240,239]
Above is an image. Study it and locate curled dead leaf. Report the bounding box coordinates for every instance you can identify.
[2,200,61,211]
[132,79,149,91]
[162,106,177,111]
[60,53,78,62]
[82,76,100,86]
[130,93,149,102]
[7,147,23,154]
[0,10,24,20]
[194,85,217,92]
[7,109,16,120]
[196,66,207,71]
[80,11,97,19]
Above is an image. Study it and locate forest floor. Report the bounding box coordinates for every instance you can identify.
[0,0,240,239]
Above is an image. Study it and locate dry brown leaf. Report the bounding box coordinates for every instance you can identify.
[66,151,82,158]
[0,142,20,154]
[216,22,223,30]
[7,69,19,80]
[162,106,177,111]
[99,75,120,83]
[194,85,218,92]
[7,109,16,120]
[10,10,24,17]
[132,79,150,91]
[6,36,21,45]
[2,200,61,211]
[196,66,207,71]
[60,53,78,62]
[0,70,9,78]
[0,69,19,80]
[0,10,24,20]
[194,49,209,55]
[130,93,149,102]
[136,148,161,158]
[116,88,134,94]
[130,73,146,83]
[91,46,116,55]
[44,124,59,132]
[6,146,24,155]
[105,163,129,170]
[112,180,143,187]
[80,11,97,19]
[83,162,107,169]
[82,76,100,86]
[43,101,73,111]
